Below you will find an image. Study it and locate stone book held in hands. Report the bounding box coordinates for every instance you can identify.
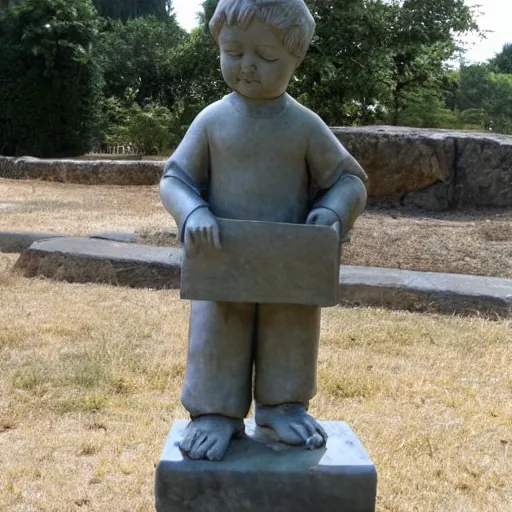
[180,218,341,307]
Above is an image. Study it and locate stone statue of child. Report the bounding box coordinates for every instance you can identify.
[160,0,368,461]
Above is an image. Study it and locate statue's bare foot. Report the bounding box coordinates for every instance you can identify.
[255,403,327,450]
[179,415,244,461]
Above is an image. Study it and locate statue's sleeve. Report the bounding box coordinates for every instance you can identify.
[306,116,368,237]
[160,112,210,240]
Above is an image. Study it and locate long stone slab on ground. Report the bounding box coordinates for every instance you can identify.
[12,237,512,317]
[0,231,68,253]
[13,237,181,289]
[155,419,377,512]
[341,266,512,317]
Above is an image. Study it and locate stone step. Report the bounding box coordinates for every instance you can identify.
[12,237,512,318]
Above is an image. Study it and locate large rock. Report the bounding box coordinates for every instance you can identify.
[455,133,512,207]
[334,126,512,208]
[0,156,164,185]
[333,126,455,198]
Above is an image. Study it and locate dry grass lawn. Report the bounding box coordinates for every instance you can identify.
[2,178,511,278]
[1,254,511,511]
[0,178,173,237]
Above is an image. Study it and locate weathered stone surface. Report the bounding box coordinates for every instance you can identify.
[13,237,181,289]
[13,238,512,317]
[0,231,67,253]
[155,419,377,512]
[89,230,179,246]
[339,265,512,318]
[401,181,451,211]
[333,126,455,199]
[455,133,512,207]
[334,126,512,209]
[0,156,164,185]
[0,157,17,178]
[89,231,140,244]
[181,219,340,306]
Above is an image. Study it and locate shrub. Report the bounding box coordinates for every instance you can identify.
[0,0,102,157]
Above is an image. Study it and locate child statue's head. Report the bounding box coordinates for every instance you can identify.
[210,0,315,100]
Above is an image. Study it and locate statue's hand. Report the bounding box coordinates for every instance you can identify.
[306,207,341,238]
[184,207,221,258]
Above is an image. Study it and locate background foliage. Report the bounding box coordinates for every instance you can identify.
[0,0,102,157]
[1,0,512,157]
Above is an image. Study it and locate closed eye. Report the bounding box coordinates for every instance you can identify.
[257,51,279,62]
[256,46,279,62]
[223,50,243,58]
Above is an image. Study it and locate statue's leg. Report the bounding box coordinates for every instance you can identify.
[180,300,256,461]
[254,304,327,449]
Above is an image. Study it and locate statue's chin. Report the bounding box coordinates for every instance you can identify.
[233,87,285,101]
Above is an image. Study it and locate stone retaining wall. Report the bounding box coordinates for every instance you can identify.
[0,156,163,186]
[2,126,512,210]
[334,126,512,209]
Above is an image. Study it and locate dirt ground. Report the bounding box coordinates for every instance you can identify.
[345,206,512,278]
[1,178,511,278]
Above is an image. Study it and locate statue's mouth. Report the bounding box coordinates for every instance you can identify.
[238,78,259,84]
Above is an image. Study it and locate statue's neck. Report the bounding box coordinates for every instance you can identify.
[228,91,290,118]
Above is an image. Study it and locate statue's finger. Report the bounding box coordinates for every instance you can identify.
[204,227,212,248]
[184,229,198,258]
[212,224,222,250]
[200,226,209,246]
[305,433,325,450]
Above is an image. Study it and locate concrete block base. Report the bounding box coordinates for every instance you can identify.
[155,420,377,512]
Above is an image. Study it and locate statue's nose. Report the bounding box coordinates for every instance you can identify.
[241,63,256,74]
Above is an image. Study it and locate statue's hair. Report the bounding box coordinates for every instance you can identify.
[209,0,316,61]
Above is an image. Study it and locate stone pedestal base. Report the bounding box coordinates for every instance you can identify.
[155,420,377,512]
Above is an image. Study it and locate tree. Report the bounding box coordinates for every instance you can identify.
[160,0,228,132]
[188,0,395,126]
[290,0,393,125]
[289,0,479,126]
[96,16,186,107]
[127,103,175,155]
[0,0,21,8]
[92,0,173,21]
[455,64,512,134]
[0,0,103,157]
[382,0,479,126]
[490,43,512,75]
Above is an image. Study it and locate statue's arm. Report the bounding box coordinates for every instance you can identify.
[159,114,210,241]
[313,171,367,239]
[306,117,368,239]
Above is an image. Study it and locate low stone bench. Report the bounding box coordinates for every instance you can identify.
[12,237,512,318]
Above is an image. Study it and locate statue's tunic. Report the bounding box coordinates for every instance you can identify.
[162,92,367,419]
